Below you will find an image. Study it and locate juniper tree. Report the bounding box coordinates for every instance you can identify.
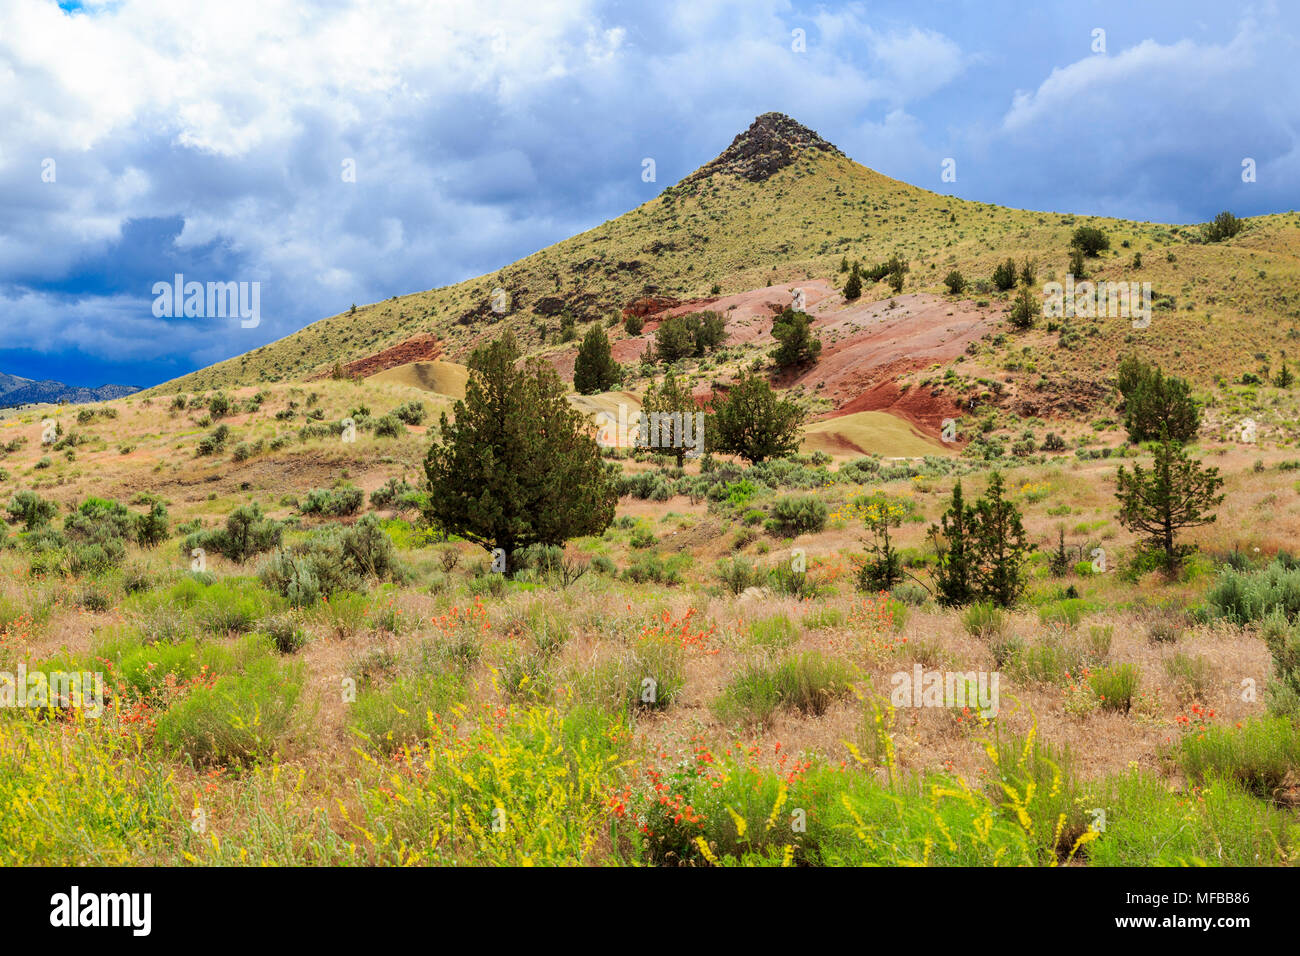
[1047,526,1070,577]
[887,259,907,293]
[573,323,621,394]
[1070,225,1110,256]
[653,311,727,364]
[639,370,698,467]
[1116,356,1199,443]
[1114,435,1224,574]
[930,480,975,606]
[709,372,805,465]
[1275,358,1294,389]
[1068,247,1086,278]
[423,333,618,572]
[1008,283,1036,330]
[1202,211,1243,243]
[770,307,822,368]
[970,472,1033,607]
[992,258,1017,291]
[843,265,862,301]
[1018,257,1037,287]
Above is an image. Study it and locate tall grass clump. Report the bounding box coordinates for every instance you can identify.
[154,656,304,765]
[747,614,799,650]
[570,636,684,722]
[712,652,854,728]
[1085,768,1297,865]
[351,670,466,753]
[1089,663,1140,713]
[1178,717,1300,798]
[962,601,1005,639]
[1258,614,1300,717]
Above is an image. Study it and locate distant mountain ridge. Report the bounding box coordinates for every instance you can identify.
[0,371,139,408]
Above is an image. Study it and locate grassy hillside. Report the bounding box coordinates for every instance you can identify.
[158,113,1300,427]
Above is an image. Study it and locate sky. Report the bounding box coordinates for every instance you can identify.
[1,0,1297,388]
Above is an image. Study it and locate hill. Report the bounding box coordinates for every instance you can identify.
[157,112,1300,445]
[0,371,139,409]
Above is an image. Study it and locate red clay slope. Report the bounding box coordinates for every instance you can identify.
[314,332,443,379]
[548,278,998,438]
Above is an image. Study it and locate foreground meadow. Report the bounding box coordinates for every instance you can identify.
[0,378,1298,867]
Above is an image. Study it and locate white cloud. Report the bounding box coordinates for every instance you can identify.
[5,0,1288,384]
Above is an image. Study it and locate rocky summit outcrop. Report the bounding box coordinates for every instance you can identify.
[680,112,842,186]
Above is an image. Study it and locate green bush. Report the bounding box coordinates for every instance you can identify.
[6,490,57,530]
[261,612,309,654]
[1207,560,1300,624]
[391,401,426,425]
[766,495,828,535]
[196,424,230,456]
[134,501,169,547]
[373,414,404,438]
[621,553,687,586]
[768,563,819,600]
[891,582,929,606]
[716,556,761,595]
[184,503,282,564]
[259,515,397,606]
[369,477,420,511]
[617,470,674,501]
[67,539,126,576]
[64,497,134,545]
[301,485,365,517]
[207,393,232,418]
